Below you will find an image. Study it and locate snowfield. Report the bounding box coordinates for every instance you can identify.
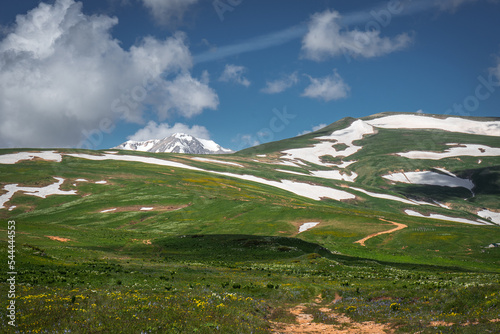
[281,120,375,167]
[397,143,500,160]
[366,114,500,136]
[0,151,62,164]
[405,210,492,226]
[383,170,474,190]
[0,177,76,209]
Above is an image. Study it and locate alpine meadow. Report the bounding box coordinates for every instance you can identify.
[1,0,500,333]
[1,113,500,333]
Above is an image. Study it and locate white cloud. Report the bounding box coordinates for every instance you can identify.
[0,0,218,148]
[302,71,350,101]
[261,72,299,94]
[298,124,328,136]
[301,9,412,61]
[219,64,251,87]
[128,121,210,141]
[141,0,199,25]
[157,73,219,119]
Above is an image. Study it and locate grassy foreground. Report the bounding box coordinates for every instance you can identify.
[0,146,499,333]
[1,233,499,333]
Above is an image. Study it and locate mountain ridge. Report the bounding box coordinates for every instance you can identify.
[113,133,233,155]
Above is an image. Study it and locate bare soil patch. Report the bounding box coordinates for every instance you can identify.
[45,236,71,242]
[271,294,393,334]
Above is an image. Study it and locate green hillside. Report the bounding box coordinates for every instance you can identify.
[1,113,500,333]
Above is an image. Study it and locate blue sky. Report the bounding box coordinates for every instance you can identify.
[0,0,499,151]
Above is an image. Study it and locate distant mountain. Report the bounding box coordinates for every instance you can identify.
[113,133,233,154]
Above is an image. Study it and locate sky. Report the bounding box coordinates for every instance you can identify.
[0,0,499,151]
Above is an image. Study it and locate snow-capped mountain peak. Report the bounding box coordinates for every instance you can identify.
[113,133,233,155]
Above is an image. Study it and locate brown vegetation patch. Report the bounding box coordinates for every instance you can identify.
[46,236,71,242]
[429,321,454,327]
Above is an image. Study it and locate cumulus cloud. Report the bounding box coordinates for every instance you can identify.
[298,123,328,136]
[157,73,219,119]
[302,71,350,101]
[141,0,199,25]
[0,0,218,148]
[128,121,210,141]
[219,64,251,87]
[261,72,299,94]
[302,9,412,61]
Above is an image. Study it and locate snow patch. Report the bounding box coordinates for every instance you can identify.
[256,154,267,157]
[382,171,474,191]
[198,138,233,153]
[140,207,154,211]
[216,172,356,201]
[66,153,204,172]
[350,187,422,205]
[366,115,500,136]
[100,208,117,213]
[75,179,88,182]
[277,160,304,167]
[0,177,77,209]
[405,210,492,226]
[309,170,358,182]
[433,168,457,177]
[8,206,16,211]
[433,201,451,209]
[0,151,62,164]
[281,120,375,167]
[276,169,308,176]
[95,180,107,184]
[276,169,358,182]
[397,143,500,160]
[477,209,500,225]
[299,222,319,233]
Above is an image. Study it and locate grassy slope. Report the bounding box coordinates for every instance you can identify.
[1,113,500,332]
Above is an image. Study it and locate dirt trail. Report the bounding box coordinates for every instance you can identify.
[354,219,407,247]
[45,236,71,242]
[271,294,393,334]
